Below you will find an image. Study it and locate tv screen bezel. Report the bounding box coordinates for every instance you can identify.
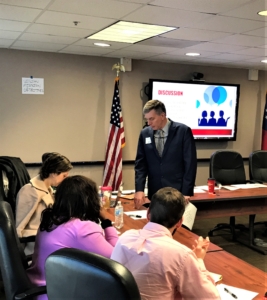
[148,79,240,142]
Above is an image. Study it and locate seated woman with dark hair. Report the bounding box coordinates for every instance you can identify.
[16,152,72,254]
[27,175,118,300]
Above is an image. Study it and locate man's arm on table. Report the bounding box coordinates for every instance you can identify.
[178,237,220,299]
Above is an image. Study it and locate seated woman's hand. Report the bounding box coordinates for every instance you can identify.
[99,207,108,221]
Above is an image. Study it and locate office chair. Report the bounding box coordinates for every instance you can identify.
[249,150,267,234]
[208,150,250,239]
[0,156,30,214]
[0,200,46,300]
[249,150,267,183]
[45,248,141,300]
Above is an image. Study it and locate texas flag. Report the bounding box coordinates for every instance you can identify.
[261,92,267,150]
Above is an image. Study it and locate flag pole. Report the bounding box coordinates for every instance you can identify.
[102,62,126,190]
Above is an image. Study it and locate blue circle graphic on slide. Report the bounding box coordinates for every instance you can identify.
[203,86,227,106]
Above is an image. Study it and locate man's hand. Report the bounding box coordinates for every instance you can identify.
[184,195,190,204]
[134,191,145,209]
[192,236,210,260]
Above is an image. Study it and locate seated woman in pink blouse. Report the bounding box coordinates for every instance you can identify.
[27,175,118,299]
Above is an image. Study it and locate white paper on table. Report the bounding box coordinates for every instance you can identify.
[124,210,147,220]
[216,284,258,300]
[182,202,197,230]
[222,185,240,191]
[209,272,222,283]
[194,187,206,193]
[231,183,267,189]
[122,190,135,194]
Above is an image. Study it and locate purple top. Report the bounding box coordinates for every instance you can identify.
[27,218,118,299]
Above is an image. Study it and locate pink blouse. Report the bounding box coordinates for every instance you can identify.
[27,218,118,300]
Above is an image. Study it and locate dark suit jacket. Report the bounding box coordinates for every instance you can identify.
[135,120,197,199]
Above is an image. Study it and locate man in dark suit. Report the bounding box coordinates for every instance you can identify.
[134,100,197,209]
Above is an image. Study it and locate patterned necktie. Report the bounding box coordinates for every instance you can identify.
[156,129,164,157]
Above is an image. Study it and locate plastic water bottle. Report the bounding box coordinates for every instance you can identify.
[98,186,103,206]
[114,201,124,229]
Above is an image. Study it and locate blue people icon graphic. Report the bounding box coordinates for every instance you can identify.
[207,111,216,126]
[198,110,208,126]
[198,86,230,127]
[217,110,230,126]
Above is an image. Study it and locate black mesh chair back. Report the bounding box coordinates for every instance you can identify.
[210,150,246,185]
[0,156,30,215]
[208,150,248,239]
[45,248,141,300]
[249,150,267,182]
[0,200,45,300]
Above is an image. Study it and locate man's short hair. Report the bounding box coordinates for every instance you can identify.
[149,187,186,228]
[143,100,166,115]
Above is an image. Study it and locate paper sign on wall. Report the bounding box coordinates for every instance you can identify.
[22,78,44,94]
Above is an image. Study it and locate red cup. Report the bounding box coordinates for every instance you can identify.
[207,178,215,194]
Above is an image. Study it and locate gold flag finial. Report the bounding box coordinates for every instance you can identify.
[112,62,125,77]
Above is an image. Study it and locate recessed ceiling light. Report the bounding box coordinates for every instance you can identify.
[94,42,110,47]
[261,59,267,63]
[186,53,200,56]
[86,21,176,44]
[258,10,267,16]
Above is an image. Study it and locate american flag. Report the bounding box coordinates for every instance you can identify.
[262,92,267,150]
[103,78,125,190]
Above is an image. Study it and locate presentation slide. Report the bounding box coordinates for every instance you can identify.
[151,80,239,140]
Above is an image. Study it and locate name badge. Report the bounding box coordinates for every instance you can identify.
[145,137,152,144]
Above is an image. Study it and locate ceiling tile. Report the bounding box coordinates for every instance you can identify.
[19,33,80,44]
[49,0,143,19]
[149,0,252,14]
[167,48,218,58]
[221,0,267,22]
[0,0,51,9]
[212,34,267,47]
[162,28,231,42]
[27,24,95,38]
[0,4,41,22]
[0,30,21,39]
[36,11,116,30]
[74,38,130,50]
[0,20,30,31]
[180,42,249,53]
[137,37,199,48]
[59,44,113,55]
[114,0,151,3]
[187,15,265,34]
[120,43,176,53]
[210,53,256,61]
[0,38,14,47]
[104,49,157,59]
[147,53,195,63]
[11,40,67,51]
[232,47,266,56]
[123,5,211,27]
[243,27,267,38]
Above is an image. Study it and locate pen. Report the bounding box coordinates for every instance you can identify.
[224,288,237,299]
[128,215,142,218]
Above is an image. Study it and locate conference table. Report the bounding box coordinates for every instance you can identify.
[191,186,267,254]
[106,199,267,299]
[108,201,222,252]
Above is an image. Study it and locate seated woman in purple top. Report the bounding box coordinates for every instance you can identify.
[27,175,118,300]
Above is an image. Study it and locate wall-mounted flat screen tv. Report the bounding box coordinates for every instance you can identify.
[149,79,240,141]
